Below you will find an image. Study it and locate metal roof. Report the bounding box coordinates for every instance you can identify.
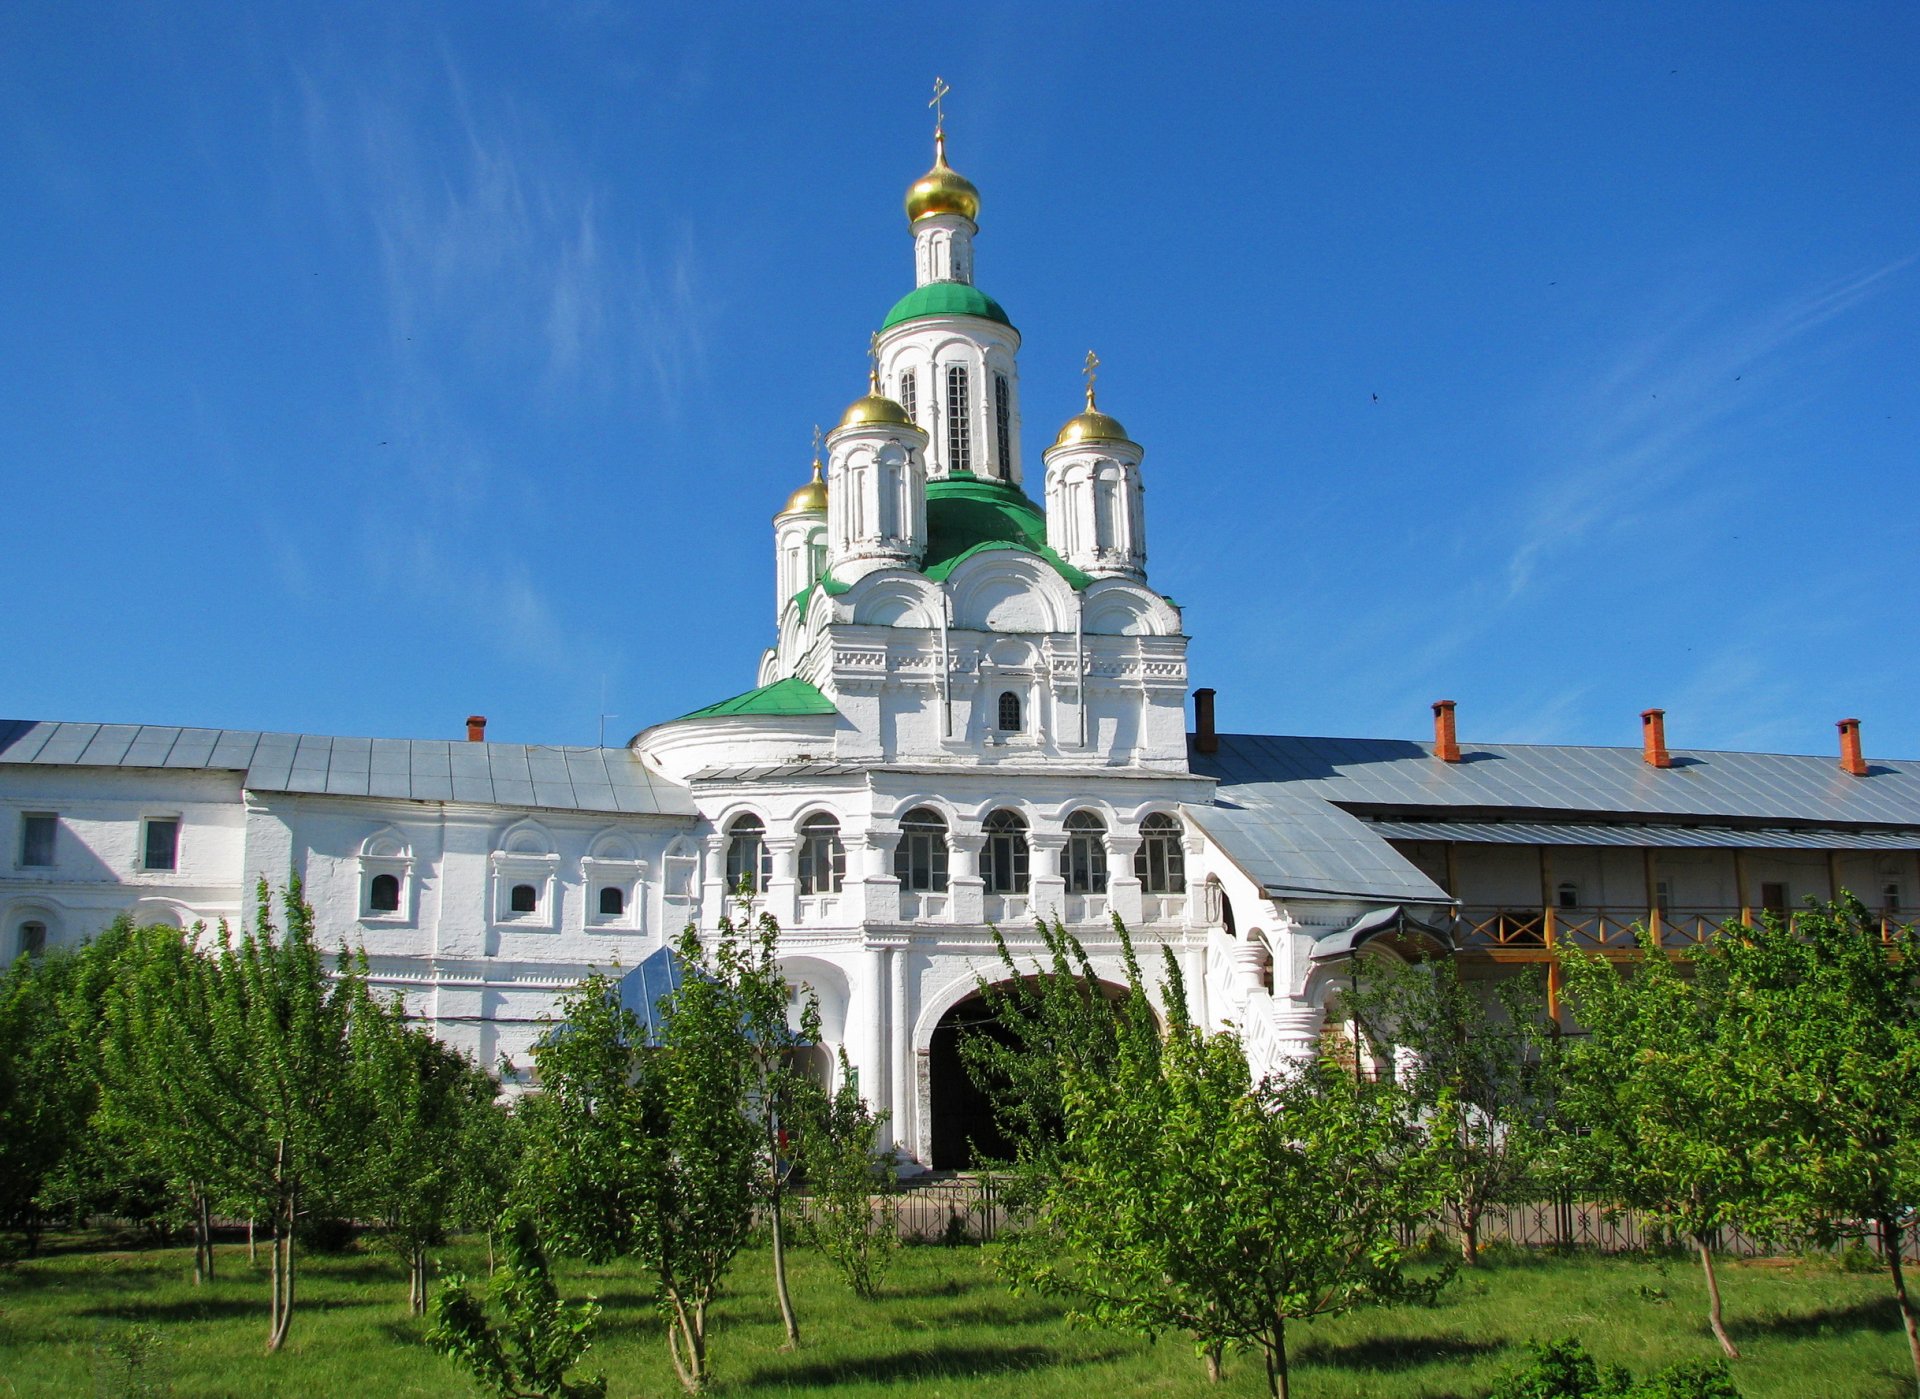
[1193,733,1920,829]
[1365,818,1920,851]
[1185,790,1451,905]
[0,720,697,817]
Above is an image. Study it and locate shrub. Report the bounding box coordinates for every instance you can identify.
[1489,1336,1741,1399]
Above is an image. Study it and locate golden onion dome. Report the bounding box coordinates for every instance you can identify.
[837,363,914,430]
[780,459,827,516]
[1053,390,1135,449]
[905,131,980,225]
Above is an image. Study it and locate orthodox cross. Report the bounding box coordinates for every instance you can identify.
[811,423,823,465]
[868,332,882,391]
[1083,349,1100,408]
[930,76,950,136]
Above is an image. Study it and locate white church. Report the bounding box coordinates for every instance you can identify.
[6,123,1919,1170]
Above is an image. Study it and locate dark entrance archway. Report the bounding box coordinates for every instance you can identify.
[928,992,1016,1170]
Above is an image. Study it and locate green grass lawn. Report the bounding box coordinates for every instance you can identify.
[0,1234,1912,1398]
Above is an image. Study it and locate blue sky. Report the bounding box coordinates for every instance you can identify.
[3,3,1915,759]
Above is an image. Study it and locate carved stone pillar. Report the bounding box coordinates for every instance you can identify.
[765,836,799,927]
[857,825,901,925]
[700,834,729,932]
[949,829,985,925]
[1028,832,1067,925]
[1105,833,1144,926]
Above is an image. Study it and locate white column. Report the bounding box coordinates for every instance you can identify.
[890,945,912,1160]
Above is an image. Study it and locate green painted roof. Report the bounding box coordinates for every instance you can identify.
[881,282,1013,331]
[923,476,1091,590]
[677,677,837,721]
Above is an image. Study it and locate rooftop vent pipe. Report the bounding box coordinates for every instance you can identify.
[1641,709,1672,768]
[1194,688,1218,755]
[1432,700,1460,763]
[466,715,488,743]
[1838,717,1867,776]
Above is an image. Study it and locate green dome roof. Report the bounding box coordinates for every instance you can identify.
[923,476,1088,588]
[881,282,1013,331]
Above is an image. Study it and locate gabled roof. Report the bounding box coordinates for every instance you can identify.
[0,719,696,816]
[1192,732,1920,829]
[1185,790,1450,905]
[675,678,839,721]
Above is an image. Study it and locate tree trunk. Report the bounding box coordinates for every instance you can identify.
[771,1177,799,1350]
[1265,1312,1290,1399]
[409,1246,428,1316]
[190,1187,213,1285]
[1204,1341,1223,1383]
[247,1217,256,1265]
[267,1177,296,1353]
[1695,1233,1740,1359]
[1879,1215,1920,1392]
[666,1291,707,1394]
[1460,1207,1480,1267]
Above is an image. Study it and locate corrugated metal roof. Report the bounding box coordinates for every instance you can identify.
[689,762,870,783]
[1194,733,1920,828]
[0,720,696,817]
[1185,791,1452,904]
[1367,818,1920,850]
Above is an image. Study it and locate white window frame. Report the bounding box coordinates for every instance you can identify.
[139,814,181,874]
[582,856,647,932]
[490,852,560,930]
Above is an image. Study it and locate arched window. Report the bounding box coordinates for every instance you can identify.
[510,884,538,914]
[994,371,1012,478]
[1063,811,1109,894]
[599,886,625,917]
[894,807,950,892]
[899,368,918,424]
[982,810,1029,895]
[1135,813,1187,894]
[726,815,771,894]
[18,921,47,957]
[798,814,845,896]
[997,691,1022,732]
[946,365,972,473]
[369,873,401,913]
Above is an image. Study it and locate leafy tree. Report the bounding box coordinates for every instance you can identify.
[715,903,820,1349]
[349,1001,502,1313]
[795,1046,899,1299]
[0,944,93,1250]
[101,879,370,1351]
[427,1211,605,1399]
[993,921,1449,1399]
[1346,956,1564,1264]
[523,920,763,1393]
[454,1083,524,1276]
[1559,932,1763,1359]
[1704,897,1920,1389]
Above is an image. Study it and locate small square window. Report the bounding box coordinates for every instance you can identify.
[510,883,538,914]
[143,819,180,872]
[20,814,55,868]
[369,873,401,913]
[598,886,625,917]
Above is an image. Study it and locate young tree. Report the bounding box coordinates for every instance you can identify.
[428,1211,606,1399]
[0,944,93,1250]
[1559,933,1764,1360]
[350,1002,501,1313]
[523,920,763,1393]
[101,880,370,1351]
[1345,957,1564,1264]
[1709,898,1920,1389]
[796,1047,899,1300]
[989,921,1448,1399]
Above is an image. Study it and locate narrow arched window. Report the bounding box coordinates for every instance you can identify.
[946,365,972,473]
[1135,813,1187,894]
[983,809,1029,895]
[994,372,1012,478]
[899,369,918,424]
[599,886,625,917]
[369,873,401,913]
[1063,810,1109,895]
[894,807,950,893]
[726,815,771,894]
[798,814,845,896]
[19,921,47,957]
[997,691,1022,732]
[510,883,538,913]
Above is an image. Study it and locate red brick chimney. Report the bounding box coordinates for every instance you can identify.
[1838,717,1867,776]
[466,715,488,743]
[1641,709,1672,768]
[1432,700,1460,763]
[1194,688,1218,755]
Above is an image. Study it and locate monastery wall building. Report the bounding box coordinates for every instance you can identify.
[7,129,1920,1171]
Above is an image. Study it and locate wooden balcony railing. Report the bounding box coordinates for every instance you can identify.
[1455,905,1912,957]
